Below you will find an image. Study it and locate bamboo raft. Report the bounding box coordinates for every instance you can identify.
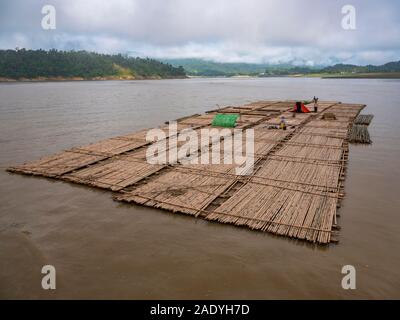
[7,100,366,244]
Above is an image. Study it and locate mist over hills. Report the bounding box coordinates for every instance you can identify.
[163,58,400,77]
[1,49,399,80]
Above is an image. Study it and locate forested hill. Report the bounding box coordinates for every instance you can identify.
[163,58,273,76]
[164,58,400,77]
[0,49,186,80]
[321,61,400,73]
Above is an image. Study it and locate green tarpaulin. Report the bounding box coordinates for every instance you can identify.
[211,113,239,128]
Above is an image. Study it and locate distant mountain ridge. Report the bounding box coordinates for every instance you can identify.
[321,61,400,73]
[161,58,275,76]
[1,50,399,80]
[163,58,400,77]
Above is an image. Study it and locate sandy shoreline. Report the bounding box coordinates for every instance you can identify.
[0,75,188,82]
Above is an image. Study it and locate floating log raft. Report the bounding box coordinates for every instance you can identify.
[7,100,366,244]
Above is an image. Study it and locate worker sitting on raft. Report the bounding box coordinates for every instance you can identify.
[280,116,287,130]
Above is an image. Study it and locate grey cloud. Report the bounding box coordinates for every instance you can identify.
[0,0,399,65]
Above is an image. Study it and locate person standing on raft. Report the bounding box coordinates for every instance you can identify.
[313,96,319,113]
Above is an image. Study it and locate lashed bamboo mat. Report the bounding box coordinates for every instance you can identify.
[7,100,365,244]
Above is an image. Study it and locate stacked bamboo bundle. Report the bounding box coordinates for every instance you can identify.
[326,105,365,118]
[72,137,149,156]
[205,184,337,243]
[330,103,365,111]
[117,123,198,141]
[235,114,265,128]
[274,145,343,163]
[354,114,374,125]
[116,170,235,215]
[299,127,349,139]
[328,111,359,119]
[324,116,354,123]
[220,104,258,112]
[321,113,337,120]
[254,159,341,192]
[124,134,195,162]
[304,119,349,129]
[205,101,281,114]
[253,128,290,142]
[181,161,236,175]
[244,110,280,117]
[248,141,277,157]
[349,124,372,144]
[115,128,153,141]
[65,157,164,191]
[242,101,284,108]
[349,113,373,144]
[206,106,238,114]
[214,107,252,113]
[7,151,107,177]
[179,114,215,126]
[212,108,279,119]
[181,147,234,168]
[288,134,343,147]
[260,102,294,112]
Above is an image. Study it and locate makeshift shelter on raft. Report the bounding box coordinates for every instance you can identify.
[291,101,311,113]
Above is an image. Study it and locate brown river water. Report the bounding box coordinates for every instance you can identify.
[0,78,399,299]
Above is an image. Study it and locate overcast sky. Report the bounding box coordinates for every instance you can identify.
[0,0,399,65]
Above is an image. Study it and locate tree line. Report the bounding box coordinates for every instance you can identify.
[264,61,400,76]
[0,49,186,79]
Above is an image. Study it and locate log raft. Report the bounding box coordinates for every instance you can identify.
[7,100,366,245]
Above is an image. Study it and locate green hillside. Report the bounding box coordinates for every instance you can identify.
[162,58,273,76]
[321,61,400,74]
[0,49,186,80]
[164,58,400,77]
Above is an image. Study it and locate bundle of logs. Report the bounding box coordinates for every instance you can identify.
[354,114,374,125]
[349,114,374,144]
[349,124,372,144]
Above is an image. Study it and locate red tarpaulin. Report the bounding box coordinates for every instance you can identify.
[291,102,311,113]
